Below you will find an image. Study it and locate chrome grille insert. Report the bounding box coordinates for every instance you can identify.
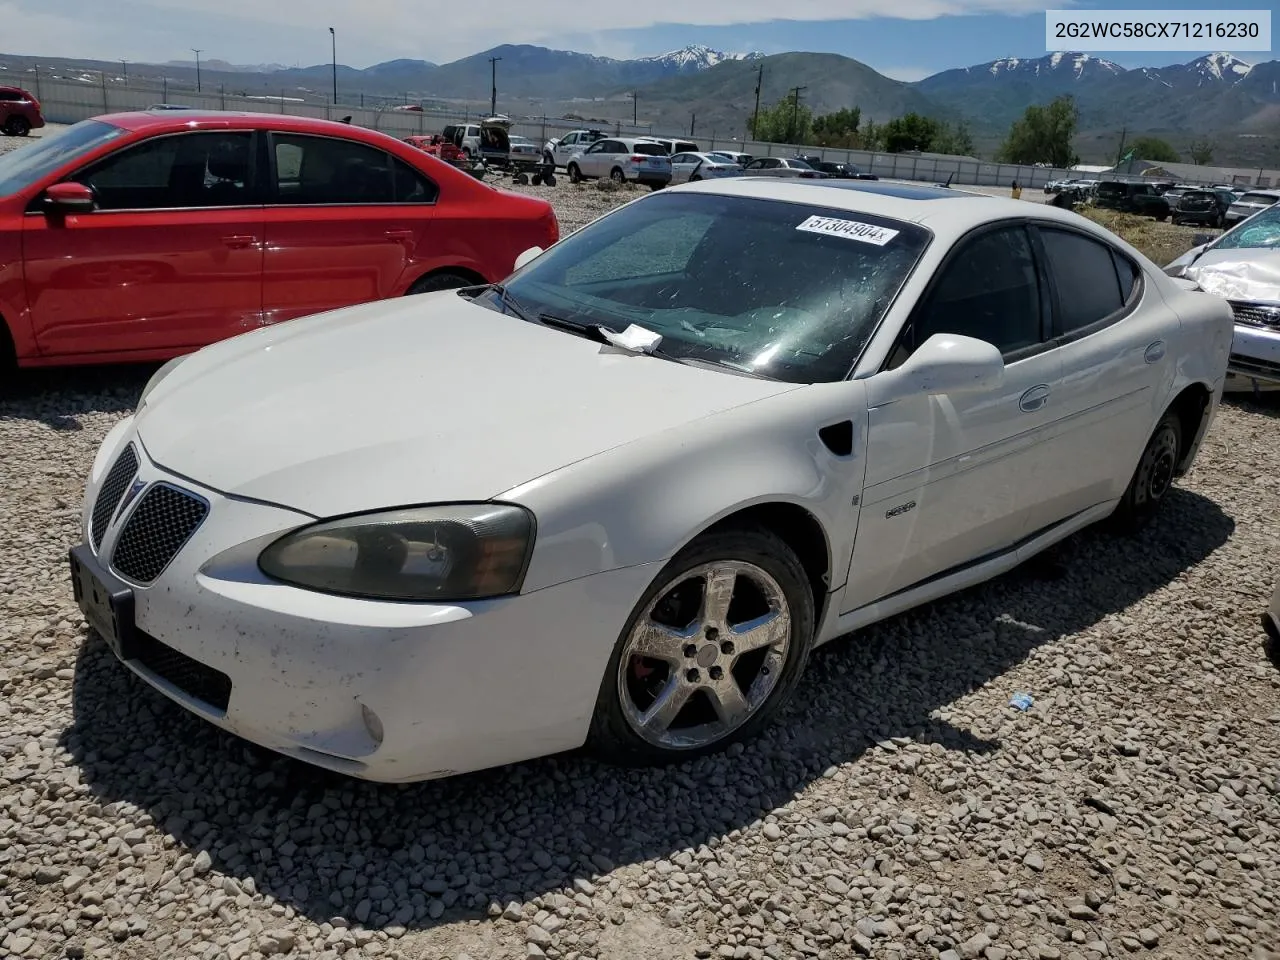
[111,483,209,584]
[89,445,139,551]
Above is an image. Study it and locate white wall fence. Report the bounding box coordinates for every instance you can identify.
[29,75,1103,189]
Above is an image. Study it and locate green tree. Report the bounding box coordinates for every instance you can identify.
[1128,136,1179,163]
[932,121,976,157]
[812,107,862,148]
[749,94,814,144]
[881,113,941,153]
[1188,136,1215,165]
[997,95,1079,167]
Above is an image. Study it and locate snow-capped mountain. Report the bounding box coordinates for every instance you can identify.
[983,52,1124,80]
[637,44,764,71]
[1185,51,1253,84]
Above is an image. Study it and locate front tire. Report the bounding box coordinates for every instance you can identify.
[588,526,815,766]
[567,163,582,184]
[1112,412,1182,531]
[406,271,475,295]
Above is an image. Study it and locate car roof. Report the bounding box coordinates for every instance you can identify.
[674,176,1135,247]
[1240,189,1280,198]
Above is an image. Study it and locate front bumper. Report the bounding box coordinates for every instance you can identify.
[75,424,659,782]
[1228,323,1280,387]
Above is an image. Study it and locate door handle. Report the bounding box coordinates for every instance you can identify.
[385,228,415,240]
[1144,340,1167,364]
[221,235,256,249]
[1018,383,1051,413]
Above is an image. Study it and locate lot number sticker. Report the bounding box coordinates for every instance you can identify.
[796,215,899,246]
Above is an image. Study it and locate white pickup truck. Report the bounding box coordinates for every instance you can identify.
[542,129,606,169]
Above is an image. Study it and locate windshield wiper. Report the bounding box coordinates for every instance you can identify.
[460,283,536,324]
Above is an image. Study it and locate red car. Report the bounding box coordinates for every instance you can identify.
[0,111,558,368]
[0,86,44,137]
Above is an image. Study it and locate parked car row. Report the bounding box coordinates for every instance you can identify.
[67,171,1235,784]
[0,111,559,368]
[1092,177,1262,226]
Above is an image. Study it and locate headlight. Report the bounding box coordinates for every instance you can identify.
[138,354,189,408]
[258,503,535,602]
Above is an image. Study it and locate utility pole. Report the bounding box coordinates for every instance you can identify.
[690,113,696,137]
[751,63,764,139]
[632,91,638,126]
[329,28,337,105]
[1114,126,1127,168]
[489,56,502,116]
[789,86,807,144]
[120,60,128,82]
[191,48,202,92]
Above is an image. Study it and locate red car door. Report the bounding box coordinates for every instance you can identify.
[22,129,265,358]
[260,132,436,324]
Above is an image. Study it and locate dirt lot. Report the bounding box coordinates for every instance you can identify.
[1,148,1278,960]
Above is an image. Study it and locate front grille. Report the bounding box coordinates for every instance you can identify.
[111,483,209,584]
[132,631,232,712]
[90,445,138,550]
[1229,301,1280,330]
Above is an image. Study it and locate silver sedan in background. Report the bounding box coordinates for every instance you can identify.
[669,152,743,184]
[741,157,825,179]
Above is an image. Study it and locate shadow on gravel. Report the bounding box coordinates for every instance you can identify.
[0,363,153,428]
[1223,392,1280,421]
[61,488,1234,933]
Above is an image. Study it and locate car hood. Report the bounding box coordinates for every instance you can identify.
[135,293,799,518]
[1180,248,1280,303]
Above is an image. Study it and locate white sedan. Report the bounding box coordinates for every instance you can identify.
[668,152,742,184]
[72,178,1233,783]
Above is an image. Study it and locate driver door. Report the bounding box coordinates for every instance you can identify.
[841,222,1063,612]
[579,141,610,178]
[554,132,579,164]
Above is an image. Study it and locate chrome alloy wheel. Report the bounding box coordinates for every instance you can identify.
[617,561,792,750]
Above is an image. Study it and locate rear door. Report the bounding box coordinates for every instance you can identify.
[23,128,265,356]
[260,132,437,324]
[1018,224,1170,530]
[669,153,699,184]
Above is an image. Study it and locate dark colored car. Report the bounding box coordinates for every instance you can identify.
[0,111,558,369]
[1172,189,1235,228]
[0,86,45,137]
[808,159,880,181]
[1096,179,1169,217]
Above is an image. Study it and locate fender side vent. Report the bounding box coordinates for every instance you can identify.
[818,420,854,457]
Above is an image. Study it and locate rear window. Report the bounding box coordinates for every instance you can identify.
[632,143,666,157]
[675,142,697,153]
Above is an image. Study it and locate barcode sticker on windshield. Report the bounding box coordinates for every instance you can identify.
[796,215,899,246]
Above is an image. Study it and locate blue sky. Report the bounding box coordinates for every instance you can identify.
[6,0,1272,79]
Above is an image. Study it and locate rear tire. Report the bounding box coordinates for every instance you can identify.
[1111,412,1182,532]
[544,174,557,187]
[407,272,476,296]
[2,116,30,137]
[587,526,815,766]
[567,163,582,184]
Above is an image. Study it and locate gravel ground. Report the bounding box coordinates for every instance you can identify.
[2,155,1280,960]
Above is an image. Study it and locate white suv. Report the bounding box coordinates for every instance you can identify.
[543,129,606,169]
[566,138,672,189]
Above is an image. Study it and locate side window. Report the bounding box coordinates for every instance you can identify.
[1112,250,1139,303]
[72,131,253,210]
[1038,228,1127,335]
[0,90,19,102]
[670,154,689,164]
[392,157,438,203]
[894,225,1042,366]
[273,134,395,205]
[584,142,603,154]
[562,134,577,147]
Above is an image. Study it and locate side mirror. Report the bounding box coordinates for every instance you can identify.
[44,182,96,214]
[514,246,543,271]
[867,333,1005,407]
